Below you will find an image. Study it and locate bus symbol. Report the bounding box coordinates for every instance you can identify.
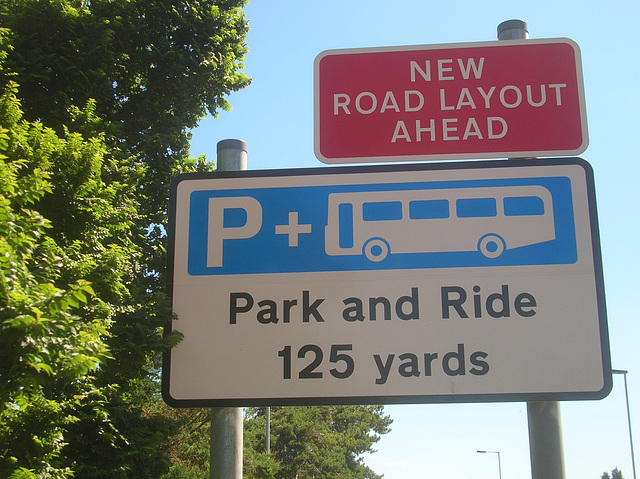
[324,186,555,262]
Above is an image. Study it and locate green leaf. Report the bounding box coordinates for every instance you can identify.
[8,467,37,479]
[32,363,54,375]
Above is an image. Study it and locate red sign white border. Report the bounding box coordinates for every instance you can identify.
[314,38,588,164]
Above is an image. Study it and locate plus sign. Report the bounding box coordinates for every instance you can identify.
[275,212,312,247]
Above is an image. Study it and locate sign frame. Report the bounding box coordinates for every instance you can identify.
[163,158,611,408]
[314,38,588,164]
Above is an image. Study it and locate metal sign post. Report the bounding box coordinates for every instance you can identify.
[209,139,246,479]
[497,19,567,479]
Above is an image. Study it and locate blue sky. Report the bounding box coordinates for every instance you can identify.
[189,1,640,477]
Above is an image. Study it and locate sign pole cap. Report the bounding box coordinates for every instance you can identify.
[216,139,248,172]
[497,19,529,40]
[217,138,248,154]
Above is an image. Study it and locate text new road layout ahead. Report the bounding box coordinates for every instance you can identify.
[314,39,587,163]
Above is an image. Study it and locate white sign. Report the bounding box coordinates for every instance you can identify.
[163,158,611,407]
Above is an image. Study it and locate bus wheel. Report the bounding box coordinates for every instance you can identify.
[479,234,505,258]
[363,238,389,262]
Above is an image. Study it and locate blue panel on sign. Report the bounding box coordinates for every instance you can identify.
[363,201,402,221]
[409,200,449,219]
[224,208,248,227]
[457,198,497,218]
[504,196,545,216]
[186,175,577,276]
[338,203,354,249]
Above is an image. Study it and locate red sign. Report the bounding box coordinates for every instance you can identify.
[314,39,587,163]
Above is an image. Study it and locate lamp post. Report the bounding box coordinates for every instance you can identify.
[613,369,636,479]
[477,450,502,479]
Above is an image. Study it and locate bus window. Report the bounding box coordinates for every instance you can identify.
[363,201,403,221]
[456,198,497,218]
[409,199,449,219]
[504,196,545,216]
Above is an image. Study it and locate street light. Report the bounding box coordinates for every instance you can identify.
[613,369,636,479]
[477,450,502,479]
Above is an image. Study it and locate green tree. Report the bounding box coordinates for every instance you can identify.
[1,0,250,388]
[0,1,250,476]
[0,80,128,478]
[151,403,211,479]
[602,468,624,479]
[243,406,393,479]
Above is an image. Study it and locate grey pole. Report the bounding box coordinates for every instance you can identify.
[477,450,502,479]
[210,407,243,479]
[266,407,271,454]
[613,369,637,479]
[210,139,247,479]
[216,138,248,172]
[497,19,529,41]
[497,20,566,479]
[527,401,566,479]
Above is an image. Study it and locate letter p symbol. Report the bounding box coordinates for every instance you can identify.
[207,197,262,267]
